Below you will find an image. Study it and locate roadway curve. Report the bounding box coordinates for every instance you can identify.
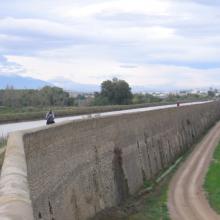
[168,121,220,220]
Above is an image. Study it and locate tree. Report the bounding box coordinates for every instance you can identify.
[132,93,146,104]
[208,90,215,97]
[0,86,75,108]
[132,93,162,104]
[39,86,70,106]
[91,93,109,106]
[100,78,132,105]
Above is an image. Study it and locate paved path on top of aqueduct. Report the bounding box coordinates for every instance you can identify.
[168,121,220,220]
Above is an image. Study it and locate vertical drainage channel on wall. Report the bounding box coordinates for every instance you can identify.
[112,147,129,204]
[137,140,147,184]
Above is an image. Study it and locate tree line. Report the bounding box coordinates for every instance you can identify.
[0,78,134,108]
[91,78,211,106]
[0,78,213,109]
[92,78,163,106]
[0,86,74,108]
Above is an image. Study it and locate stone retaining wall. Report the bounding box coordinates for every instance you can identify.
[1,101,220,220]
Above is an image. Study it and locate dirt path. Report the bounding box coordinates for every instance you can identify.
[168,122,220,220]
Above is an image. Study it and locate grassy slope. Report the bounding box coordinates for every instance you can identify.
[204,142,220,213]
[127,158,183,220]
[128,181,169,220]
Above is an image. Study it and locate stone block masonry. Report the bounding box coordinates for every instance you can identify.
[1,101,220,220]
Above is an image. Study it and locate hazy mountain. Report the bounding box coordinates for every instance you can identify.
[0,74,206,93]
[50,78,100,93]
[132,85,178,93]
[0,74,52,89]
[50,77,169,93]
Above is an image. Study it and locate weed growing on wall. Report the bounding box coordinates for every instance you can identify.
[0,136,7,149]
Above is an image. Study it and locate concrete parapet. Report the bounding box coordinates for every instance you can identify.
[0,132,34,219]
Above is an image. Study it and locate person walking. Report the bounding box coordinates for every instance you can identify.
[46,109,55,125]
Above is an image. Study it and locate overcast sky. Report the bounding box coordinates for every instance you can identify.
[0,0,220,89]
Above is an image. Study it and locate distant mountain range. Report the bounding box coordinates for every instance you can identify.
[49,77,175,93]
[49,78,172,93]
[0,74,208,93]
[0,74,52,89]
[0,75,101,92]
[50,78,100,93]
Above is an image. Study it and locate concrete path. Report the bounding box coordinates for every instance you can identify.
[168,121,220,220]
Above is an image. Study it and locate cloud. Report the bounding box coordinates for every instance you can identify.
[0,55,25,75]
[0,0,220,89]
[57,0,171,18]
[187,0,220,6]
[6,54,220,90]
[0,17,99,55]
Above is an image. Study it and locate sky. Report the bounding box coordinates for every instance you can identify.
[0,0,220,90]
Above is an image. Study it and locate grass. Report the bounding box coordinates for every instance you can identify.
[127,158,182,220]
[204,142,220,214]
[128,181,169,220]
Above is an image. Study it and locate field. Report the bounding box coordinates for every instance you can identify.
[204,142,220,214]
